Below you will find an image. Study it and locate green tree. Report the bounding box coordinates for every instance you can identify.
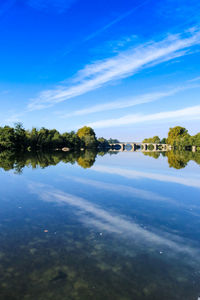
[152,136,160,143]
[77,126,97,148]
[62,131,81,149]
[0,126,15,149]
[167,126,188,145]
[142,136,160,143]
[160,138,167,144]
[27,127,39,149]
[142,138,150,143]
[14,122,27,149]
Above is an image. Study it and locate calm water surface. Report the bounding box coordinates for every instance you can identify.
[0,150,200,300]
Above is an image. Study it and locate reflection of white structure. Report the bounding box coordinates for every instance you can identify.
[109,142,172,152]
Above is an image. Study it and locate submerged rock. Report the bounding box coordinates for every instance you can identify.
[51,271,68,282]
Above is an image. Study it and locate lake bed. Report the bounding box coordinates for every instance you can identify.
[0,150,200,300]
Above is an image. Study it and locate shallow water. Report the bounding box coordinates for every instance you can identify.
[0,150,200,300]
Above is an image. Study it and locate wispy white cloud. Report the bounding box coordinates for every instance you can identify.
[86,105,200,129]
[188,76,200,82]
[59,83,200,118]
[91,165,200,189]
[28,28,200,111]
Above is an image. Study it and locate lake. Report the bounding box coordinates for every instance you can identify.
[0,150,200,300]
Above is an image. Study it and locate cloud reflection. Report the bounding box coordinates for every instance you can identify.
[29,182,200,259]
[67,176,172,202]
[91,165,200,189]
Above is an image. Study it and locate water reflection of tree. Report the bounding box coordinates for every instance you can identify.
[143,152,160,159]
[77,150,97,168]
[1,150,199,173]
[0,150,99,174]
[166,151,200,169]
[142,150,200,169]
[166,151,188,169]
[0,150,15,171]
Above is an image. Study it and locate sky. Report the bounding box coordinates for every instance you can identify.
[0,0,200,141]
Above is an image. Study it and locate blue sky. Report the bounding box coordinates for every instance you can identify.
[0,0,200,141]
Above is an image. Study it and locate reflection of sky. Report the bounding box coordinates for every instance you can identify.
[28,182,200,261]
[0,151,200,267]
[65,176,172,202]
[91,164,200,189]
[63,176,200,216]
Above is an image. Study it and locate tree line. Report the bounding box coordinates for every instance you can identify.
[142,126,200,150]
[0,123,113,151]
